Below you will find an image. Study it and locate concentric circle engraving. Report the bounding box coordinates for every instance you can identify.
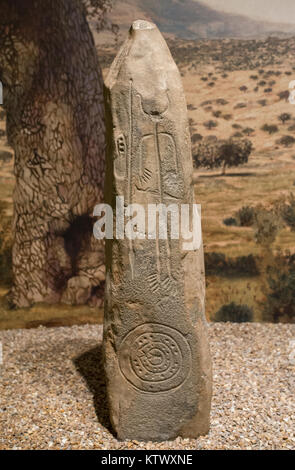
[119,323,191,392]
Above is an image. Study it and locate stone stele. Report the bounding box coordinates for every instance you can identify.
[103,19,212,441]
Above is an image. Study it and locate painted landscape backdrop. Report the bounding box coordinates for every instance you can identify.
[1,0,295,327]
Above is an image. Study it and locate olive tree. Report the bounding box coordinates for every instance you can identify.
[194,137,253,175]
[0,0,112,307]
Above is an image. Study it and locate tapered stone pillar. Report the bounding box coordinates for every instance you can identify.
[103,20,212,441]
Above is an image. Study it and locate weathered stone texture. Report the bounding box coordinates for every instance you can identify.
[104,20,212,441]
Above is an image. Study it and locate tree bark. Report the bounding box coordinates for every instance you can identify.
[221,161,227,175]
[0,0,105,307]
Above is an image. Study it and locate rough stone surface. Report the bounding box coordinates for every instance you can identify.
[103,20,212,441]
[0,323,294,450]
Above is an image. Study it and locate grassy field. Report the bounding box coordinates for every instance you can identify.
[0,287,103,330]
[185,43,295,322]
[0,36,295,328]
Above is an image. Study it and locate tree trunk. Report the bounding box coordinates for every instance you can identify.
[0,0,105,307]
[221,161,226,175]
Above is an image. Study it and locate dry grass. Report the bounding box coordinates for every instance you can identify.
[0,288,103,330]
[1,41,295,326]
[188,61,295,321]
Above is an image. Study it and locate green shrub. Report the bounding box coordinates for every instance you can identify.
[243,127,255,136]
[235,206,255,227]
[205,252,259,277]
[276,135,295,147]
[205,252,227,275]
[187,104,197,111]
[254,208,282,246]
[261,124,279,135]
[232,132,243,138]
[216,98,228,106]
[223,217,237,226]
[201,100,212,106]
[191,133,203,144]
[204,120,218,130]
[280,193,295,231]
[278,113,292,124]
[277,90,289,101]
[264,254,295,323]
[215,303,254,323]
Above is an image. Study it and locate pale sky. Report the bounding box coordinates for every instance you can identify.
[199,0,295,24]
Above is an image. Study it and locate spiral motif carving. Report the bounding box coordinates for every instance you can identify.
[119,323,191,392]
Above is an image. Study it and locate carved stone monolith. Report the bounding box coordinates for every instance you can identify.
[103,20,212,441]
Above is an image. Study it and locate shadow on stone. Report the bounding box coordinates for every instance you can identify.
[73,345,114,436]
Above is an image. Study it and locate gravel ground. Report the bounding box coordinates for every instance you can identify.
[0,323,294,450]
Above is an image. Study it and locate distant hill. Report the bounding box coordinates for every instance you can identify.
[105,0,295,40]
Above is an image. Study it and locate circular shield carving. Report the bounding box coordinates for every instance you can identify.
[119,323,191,392]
